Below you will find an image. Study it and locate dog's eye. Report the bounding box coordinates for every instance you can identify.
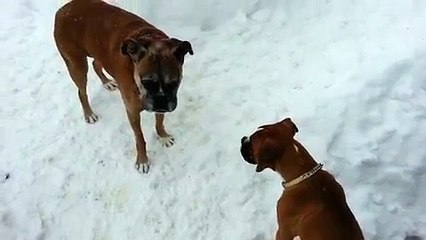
[141,79,159,91]
[163,81,178,92]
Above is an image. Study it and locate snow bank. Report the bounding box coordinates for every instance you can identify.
[113,0,426,32]
[1,0,426,240]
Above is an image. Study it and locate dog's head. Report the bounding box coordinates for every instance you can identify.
[121,37,193,112]
[240,118,299,172]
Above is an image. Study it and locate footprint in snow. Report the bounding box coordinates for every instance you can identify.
[1,172,10,183]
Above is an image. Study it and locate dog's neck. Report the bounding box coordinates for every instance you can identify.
[275,140,320,187]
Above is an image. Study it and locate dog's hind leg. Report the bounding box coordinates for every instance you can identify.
[63,53,99,124]
[92,59,118,91]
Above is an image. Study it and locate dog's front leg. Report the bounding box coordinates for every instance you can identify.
[126,108,149,173]
[276,203,294,240]
[155,113,174,147]
[275,229,293,240]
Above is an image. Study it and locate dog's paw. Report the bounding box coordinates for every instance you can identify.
[135,161,150,174]
[157,135,175,147]
[85,113,99,124]
[103,80,118,91]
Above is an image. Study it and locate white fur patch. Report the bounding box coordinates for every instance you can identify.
[293,143,299,153]
[133,68,146,99]
[157,135,175,147]
[103,80,118,91]
[135,162,150,174]
[250,127,264,136]
[85,113,99,124]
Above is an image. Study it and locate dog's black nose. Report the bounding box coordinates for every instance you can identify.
[153,94,177,112]
[240,136,256,165]
[153,95,168,108]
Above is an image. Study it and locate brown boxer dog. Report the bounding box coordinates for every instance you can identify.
[240,118,364,240]
[53,0,193,173]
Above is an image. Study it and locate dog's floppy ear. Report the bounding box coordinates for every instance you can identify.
[281,118,299,136]
[121,38,152,62]
[170,38,193,64]
[256,138,282,172]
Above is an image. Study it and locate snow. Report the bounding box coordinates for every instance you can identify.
[1,0,426,239]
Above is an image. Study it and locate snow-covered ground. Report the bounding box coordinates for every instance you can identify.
[1,0,426,239]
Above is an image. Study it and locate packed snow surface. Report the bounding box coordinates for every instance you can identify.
[1,0,425,239]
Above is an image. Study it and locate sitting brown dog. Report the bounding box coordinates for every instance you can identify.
[53,0,193,173]
[240,118,364,240]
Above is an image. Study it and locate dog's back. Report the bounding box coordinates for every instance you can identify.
[279,171,364,239]
[54,0,160,61]
[54,0,168,78]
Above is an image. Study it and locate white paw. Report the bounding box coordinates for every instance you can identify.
[103,80,118,91]
[135,162,150,174]
[157,135,175,147]
[85,113,99,124]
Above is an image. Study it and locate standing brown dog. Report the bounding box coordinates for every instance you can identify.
[240,118,364,239]
[54,0,193,173]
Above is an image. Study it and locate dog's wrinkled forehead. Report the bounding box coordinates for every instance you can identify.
[147,40,170,55]
[248,127,274,150]
[250,123,279,139]
[122,37,193,82]
[250,119,297,144]
[249,126,268,141]
[136,52,181,82]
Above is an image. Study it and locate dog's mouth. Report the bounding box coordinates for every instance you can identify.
[240,136,256,165]
[144,105,176,113]
[144,94,177,113]
[153,109,168,113]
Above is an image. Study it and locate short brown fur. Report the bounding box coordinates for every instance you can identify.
[241,118,364,240]
[54,0,193,173]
